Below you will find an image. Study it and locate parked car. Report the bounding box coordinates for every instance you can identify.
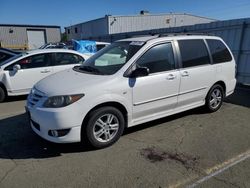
[39,43,68,49]
[0,47,21,64]
[0,49,90,102]
[26,34,236,148]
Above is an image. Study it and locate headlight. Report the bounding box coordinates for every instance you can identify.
[43,94,84,108]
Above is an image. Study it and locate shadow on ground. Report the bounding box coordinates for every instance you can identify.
[0,106,207,160]
[4,95,28,103]
[224,86,250,108]
[0,113,95,160]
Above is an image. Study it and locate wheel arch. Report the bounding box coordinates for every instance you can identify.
[81,101,128,134]
[0,82,7,95]
[212,81,226,97]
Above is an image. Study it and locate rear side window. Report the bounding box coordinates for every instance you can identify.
[206,39,232,63]
[54,53,84,66]
[136,43,175,74]
[178,39,210,68]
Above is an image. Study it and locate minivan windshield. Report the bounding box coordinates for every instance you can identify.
[73,41,145,75]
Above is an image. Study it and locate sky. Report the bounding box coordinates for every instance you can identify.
[0,0,250,30]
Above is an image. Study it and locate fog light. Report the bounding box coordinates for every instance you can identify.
[51,130,58,137]
[48,129,70,137]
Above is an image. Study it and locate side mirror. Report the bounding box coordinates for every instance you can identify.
[13,64,21,71]
[129,67,149,78]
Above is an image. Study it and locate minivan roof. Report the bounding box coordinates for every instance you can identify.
[118,33,221,43]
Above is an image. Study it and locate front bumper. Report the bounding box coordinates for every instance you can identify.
[26,102,84,143]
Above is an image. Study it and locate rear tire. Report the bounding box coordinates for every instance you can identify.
[205,84,224,112]
[83,106,125,149]
[0,87,6,103]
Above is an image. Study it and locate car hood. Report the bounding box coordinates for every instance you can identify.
[35,68,111,96]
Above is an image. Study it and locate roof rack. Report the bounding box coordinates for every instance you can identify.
[158,32,213,37]
[129,32,213,39]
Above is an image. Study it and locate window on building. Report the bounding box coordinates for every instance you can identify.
[136,43,175,74]
[206,39,232,64]
[75,27,78,34]
[178,39,210,68]
[67,29,70,34]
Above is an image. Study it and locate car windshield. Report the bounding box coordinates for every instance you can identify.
[0,53,25,67]
[73,41,145,75]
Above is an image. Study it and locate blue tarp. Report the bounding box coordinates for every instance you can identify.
[72,40,97,54]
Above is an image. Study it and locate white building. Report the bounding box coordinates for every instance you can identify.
[0,24,61,50]
[65,12,216,40]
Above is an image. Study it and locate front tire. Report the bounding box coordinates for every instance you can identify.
[84,107,125,149]
[0,87,6,103]
[205,84,224,112]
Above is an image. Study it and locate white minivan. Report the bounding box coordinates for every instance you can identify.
[26,34,236,148]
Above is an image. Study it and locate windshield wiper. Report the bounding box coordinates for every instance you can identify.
[79,66,100,73]
[73,65,107,75]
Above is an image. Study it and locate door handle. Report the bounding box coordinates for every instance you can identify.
[181,71,189,77]
[40,70,51,73]
[166,74,176,80]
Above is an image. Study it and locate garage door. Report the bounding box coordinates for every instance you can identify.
[27,30,45,50]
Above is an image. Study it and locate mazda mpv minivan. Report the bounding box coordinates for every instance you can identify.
[26,34,236,148]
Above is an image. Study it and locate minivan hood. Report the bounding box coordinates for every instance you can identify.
[35,68,110,96]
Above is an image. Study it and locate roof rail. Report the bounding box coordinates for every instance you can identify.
[158,32,213,37]
[130,33,159,38]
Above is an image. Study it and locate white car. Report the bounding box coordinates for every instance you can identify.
[0,49,90,102]
[26,34,236,148]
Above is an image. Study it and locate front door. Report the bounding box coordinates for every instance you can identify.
[131,42,180,123]
[4,53,53,94]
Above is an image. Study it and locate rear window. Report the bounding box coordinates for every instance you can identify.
[206,39,232,63]
[178,39,210,68]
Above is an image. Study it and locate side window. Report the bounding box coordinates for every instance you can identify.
[54,53,84,66]
[136,43,175,74]
[0,52,13,64]
[96,44,106,51]
[178,39,210,68]
[5,54,51,70]
[206,39,232,63]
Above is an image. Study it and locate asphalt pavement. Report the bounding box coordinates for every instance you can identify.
[0,87,249,188]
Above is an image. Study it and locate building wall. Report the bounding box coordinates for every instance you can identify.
[108,14,215,34]
[65,14,215,40]
[66,17,108,40]
[0,25,61,49]
[45,27,61,43]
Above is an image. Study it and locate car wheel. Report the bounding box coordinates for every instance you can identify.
[0,87,6,103]
[205,84,224,112]
[84,107,125,148]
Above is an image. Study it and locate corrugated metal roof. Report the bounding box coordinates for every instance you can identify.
[0,24,60,28]
[107,13,217,21]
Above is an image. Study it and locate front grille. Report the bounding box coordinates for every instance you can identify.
[28,88,45,107]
